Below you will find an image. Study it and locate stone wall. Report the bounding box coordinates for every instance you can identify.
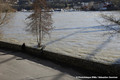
[0,41,119,76]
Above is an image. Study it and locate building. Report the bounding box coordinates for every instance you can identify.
[12,0,115,11]
[17,0,33,11]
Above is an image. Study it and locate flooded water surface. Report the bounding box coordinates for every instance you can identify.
[0,11,120,65]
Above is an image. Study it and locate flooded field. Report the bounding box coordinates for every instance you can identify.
[0,11,120,65]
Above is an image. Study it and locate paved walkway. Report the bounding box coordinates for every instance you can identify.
[0,49,82,80]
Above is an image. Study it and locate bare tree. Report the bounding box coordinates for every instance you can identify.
[27,0,53,47]
[101,13,120,33]
[0,0,14,27]
[97,0,120,35]
[100,0,120,35]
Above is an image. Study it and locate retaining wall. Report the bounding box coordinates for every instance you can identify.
[0,41,119,76]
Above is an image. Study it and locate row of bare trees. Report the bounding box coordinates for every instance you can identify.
[0,0,53,47]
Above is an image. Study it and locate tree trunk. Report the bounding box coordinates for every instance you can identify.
[38,11,42,47]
